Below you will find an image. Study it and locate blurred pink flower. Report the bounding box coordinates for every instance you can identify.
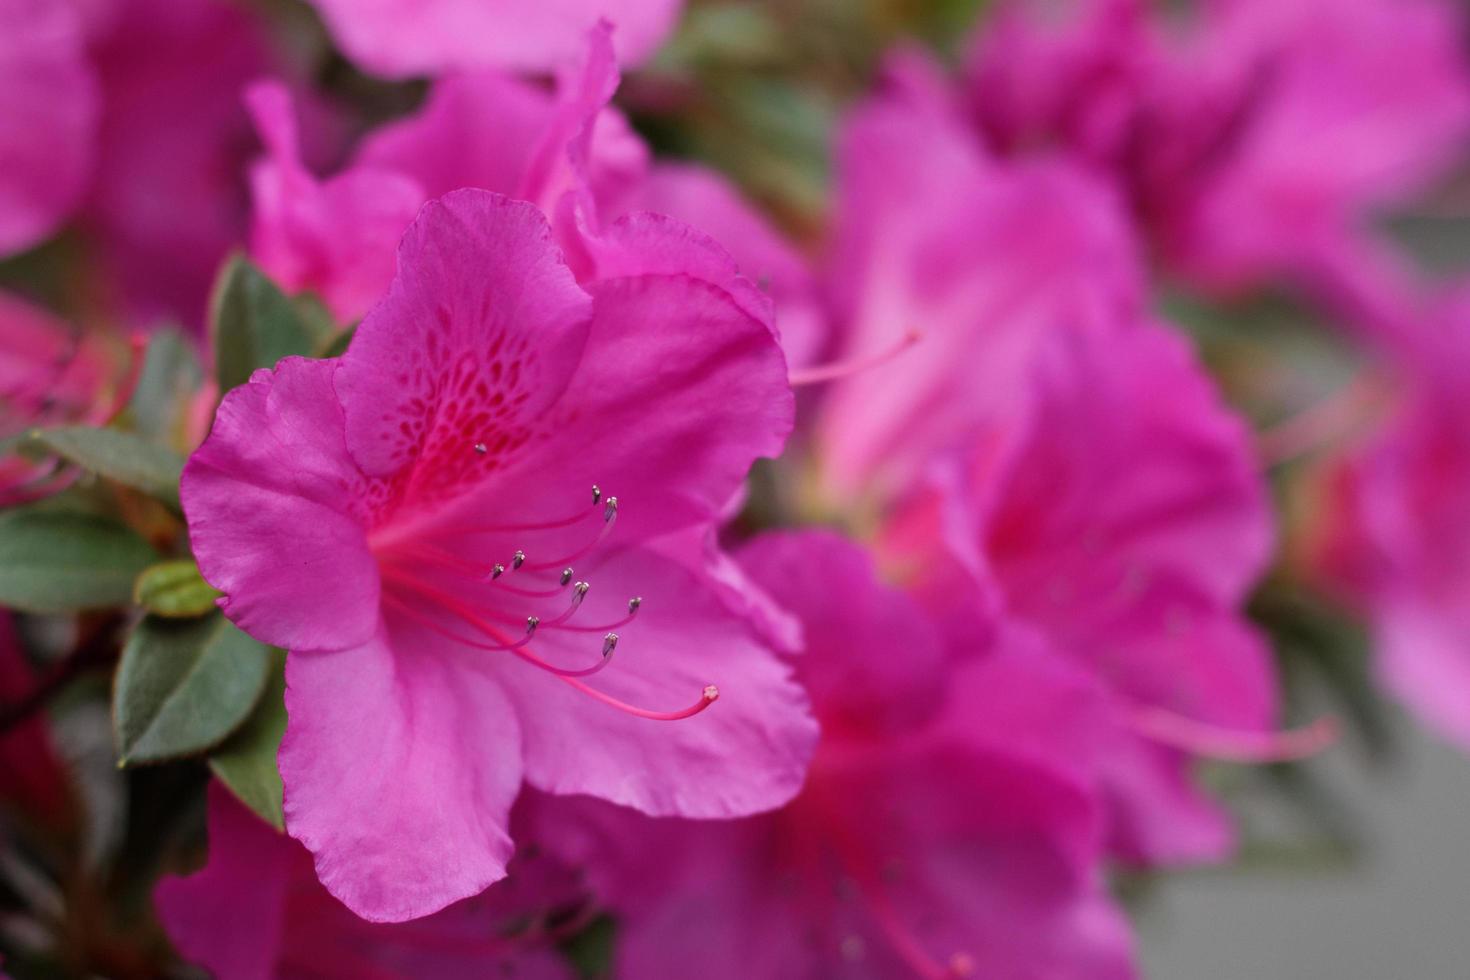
[157,783,578,980]
[181,189,814,922]
[245,82,424,325]
[821,64,1298,865]
[0,0,96,258]
[1309,290,1470,750]
[533,531,1138,979]
[302,0,682,77]
[81,0,281,327]
[0,289,130,505]
[257,25,821,355]
[964,0,1470,298]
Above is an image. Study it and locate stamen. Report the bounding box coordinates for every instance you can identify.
[381,568,710,703]
[419,487,606,536]
[1129,706,1340,763]
[512,550,526,570]
[558,679,718,721]
[549,595,642,633]
[524,496,618,571]
[591,485,601,505]
[788,328,923,387]
[474,442,488,455]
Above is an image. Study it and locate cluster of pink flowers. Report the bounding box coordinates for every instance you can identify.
[2,0,1469,977]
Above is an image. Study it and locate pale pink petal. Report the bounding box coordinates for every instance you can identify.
[181,356,380,652]
[492,545,816,818]
[304,0,683,77]
[280,625,523,922]
[0,0,95,257]
[819,63,1141,502]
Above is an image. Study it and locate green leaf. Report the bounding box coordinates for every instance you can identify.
[208,648,287,830]
[128,328,205,445]
[0,510,156,613]
[210,256,320,393]
[133,560,222,618]
[114,614,271,766]
[26,426,185,509]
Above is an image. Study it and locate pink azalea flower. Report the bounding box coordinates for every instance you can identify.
[819,66,1311,865]
[0,0,96,258]
[0,289,131,505]
[964,0,1470,297]
[262,25,821,357]
[157,783,578,980]
[302,0,683,78]
[245,81,425,325]
[81,0,281,326]
[1308,290,1470,750]
[815,52,1141,506]
[530,531,1138,979]
[181,188,816,922]
[876,320,1285,865]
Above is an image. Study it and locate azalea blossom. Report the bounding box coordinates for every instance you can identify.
[0,0,96,258]
[532,531,1138,979]
[182,188,816,922]
[81,0,284,326]
[157,784,580,979]
[964,0,1470,301]
[0,289,132,505]
[1307,288,1470,751]
[817,61,1310,865]
[249,24,822,359]
[301,0,683,77]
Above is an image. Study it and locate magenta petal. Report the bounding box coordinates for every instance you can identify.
[245,81,425,324]
[612,163,826,365]
[0,0,96,257]
[181,357,380,652]
[494,545,817,818]
[156,784,293,980]
[304,0,683,77]
[477,265,791,544]
[280,625,523,922]
[336,190,592,499]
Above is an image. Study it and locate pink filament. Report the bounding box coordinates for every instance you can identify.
[788,328,923,387]
[381,568,712,714]
[1129,706,1341,763]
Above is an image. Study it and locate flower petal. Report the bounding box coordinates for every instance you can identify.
[181,356,379,652]
[493,545,816,819]
[335,190,592,510]
[280,623,523,922]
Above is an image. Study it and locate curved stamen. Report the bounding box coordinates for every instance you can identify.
[548,596,642,633]
[1129,706,1340,763]
[788,328,923,387]
[524,496,617,571]
[558,678,718,721]
[381,569,711,708]
[420,486,606,537]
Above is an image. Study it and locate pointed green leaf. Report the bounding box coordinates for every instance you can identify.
[133,560,222,618]
[0,510,156,612]
[208,648,287,830]
[210,256,320,393]
[27,426,184,509]
[128,327,205,445]
[114,614,271,765]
